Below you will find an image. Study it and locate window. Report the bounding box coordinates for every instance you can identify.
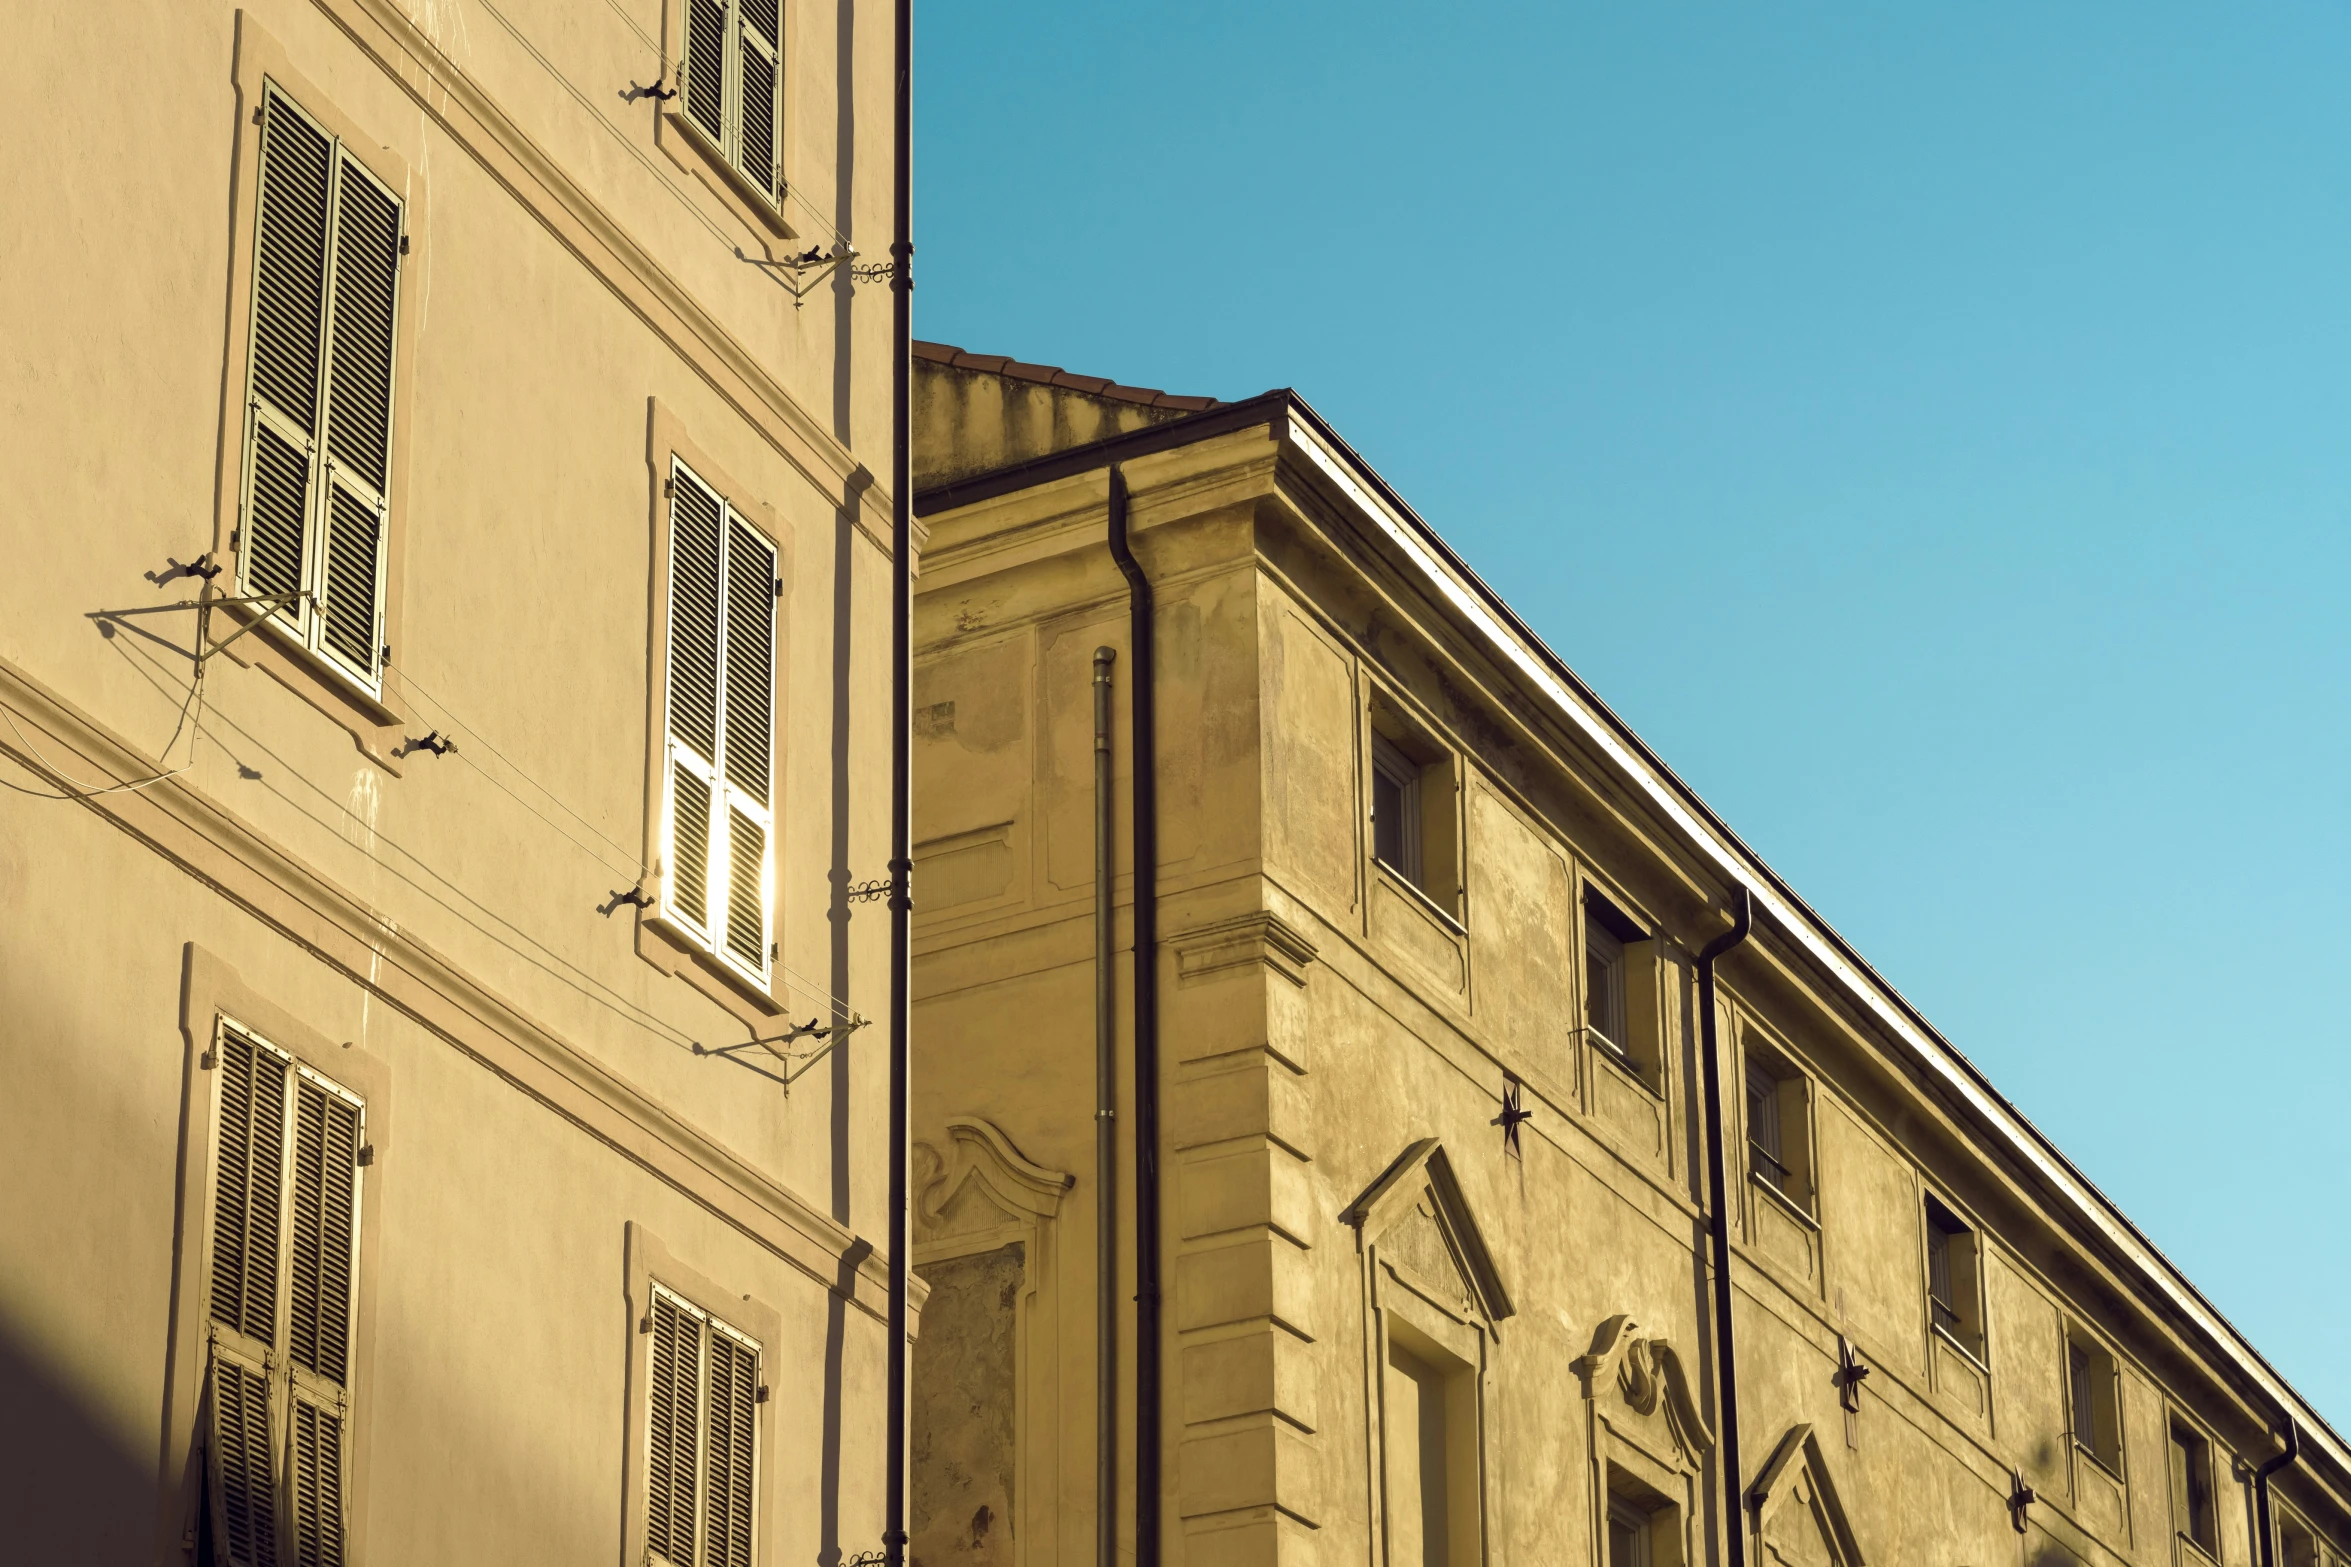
[2066,1330,2121,1471]
[644,1284,763,1567]
[2279,1513,2320,1567]
[1924,1196,1983,1358]
[1744,1052,1813,1211]
[658,457,779,987]
[201,1022,366,1567]
[1368,709,1461,917]
[1607,1500,1652,1567]
[1372,732,1424,886]
[2169,1418,2215,1553]
[1383,1317,1479,1567]
[1585,914,1626,1057]
[679,0,785,208]
[237,82,403,695]
[1582,889,1659,1083]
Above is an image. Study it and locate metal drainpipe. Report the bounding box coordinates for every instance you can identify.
[1092,646,1119,1567]
[882,0,913,1556]
[2255,1417,2302,1567]
[1697,886,1754,1567]
[1103,465,1163,1566]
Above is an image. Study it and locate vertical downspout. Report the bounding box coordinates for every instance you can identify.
[1092,647,1119,1567]
[2255,1418,2302,1567]
[1697,887,1754,1567]
[882,0,913,1557]
[1103,466,1162,1566]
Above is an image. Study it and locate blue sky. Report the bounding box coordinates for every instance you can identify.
[915,3,2351,1422]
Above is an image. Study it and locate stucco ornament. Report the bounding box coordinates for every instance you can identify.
[913,1115,1071,1246]
[1748,1424,1865,1567]
[1572,1314,1715,1464]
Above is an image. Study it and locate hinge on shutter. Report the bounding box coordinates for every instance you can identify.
[200,1045,218,1069]
[399,233,411,258]
[356,1144,375,1167]
[773,577,783,598]
[755,1384,770,1404]
[381,643,393,666]
[639,1313,654,1334]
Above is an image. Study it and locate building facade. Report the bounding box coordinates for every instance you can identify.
[904,345,2351,1567]
[0,2,905,1562]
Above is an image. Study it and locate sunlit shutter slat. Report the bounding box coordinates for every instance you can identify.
[721,518,774,803]
[245,424,312,606]
[683,0,729,144]
[207,1352,280,1567]
[317,484,383,677]
[251,92,332,439]
[323,157,400,496]
[704,1332,759,1567]
[671,764,714,931]
[210,1030,287,1347]
[724,809,767,970]
[289,1393,347,1567]
[667,468,725,764]
[736,0,781,202]
[288,1079,360,1386]
[647,1292,702,1566]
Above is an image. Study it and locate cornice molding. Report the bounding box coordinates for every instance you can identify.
[0,652,895,1320]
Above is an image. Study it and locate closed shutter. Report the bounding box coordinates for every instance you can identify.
[660,462,777,982]
[703,1327,760,1567]
[736,0,782,203]
[646,1288,703,1567]
[201,1023,366,1567]
[682,0,729,145]
[644,1284,762,1567]
[239,82,401,694]
[207,1350,280,1567]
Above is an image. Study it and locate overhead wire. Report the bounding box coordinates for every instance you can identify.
[0,604,215,800]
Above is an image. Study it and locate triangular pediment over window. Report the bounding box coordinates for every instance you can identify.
[1750,1424,1865,1567]
[1341,1138,1513,1329]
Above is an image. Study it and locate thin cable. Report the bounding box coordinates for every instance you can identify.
[393,666,863,1021]
[0,609,213,799]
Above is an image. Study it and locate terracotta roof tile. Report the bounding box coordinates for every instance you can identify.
[913,339,1221,411]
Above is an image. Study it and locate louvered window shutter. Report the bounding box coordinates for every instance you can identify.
[681,0,729,146]
[644,1285,761,1567]
[240,84,401,693]
[202,1025,365,1567]
[661,462,776,982]
[736,0,783,203]
[663,463,727,940]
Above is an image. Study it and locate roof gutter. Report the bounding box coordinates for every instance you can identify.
[1268,403,2350,1481]
[909,386,2347,1488]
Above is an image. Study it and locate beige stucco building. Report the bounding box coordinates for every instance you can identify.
[1,2,909,1562]
[904,345,2351,1567]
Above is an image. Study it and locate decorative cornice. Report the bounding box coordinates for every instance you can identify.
[1341,1137,1513,1325]
[1573,1313,1715,1458]
[1749,1423,1866,1566]
[917,1115,1074,1232]
[1171,909,1320,989]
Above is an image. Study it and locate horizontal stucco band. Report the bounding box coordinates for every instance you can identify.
[0,649,904,1323]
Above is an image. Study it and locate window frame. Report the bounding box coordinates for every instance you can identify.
[638,400,795,1024]
[658,0,800,243]
[624,1223,783,1567]
[2167,1414,2219,1557]
[162,944,393,1567]
[1366,696,1462,922]
[1579,883,1664,1092]
[212,23,420,769]
[2064,1326,2124,1477]
[1740,1034,1816,1217]
[1922,1192,1987,1364]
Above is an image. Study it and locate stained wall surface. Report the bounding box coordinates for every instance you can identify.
[906,373,2351,1567]
[0,1,903,1561]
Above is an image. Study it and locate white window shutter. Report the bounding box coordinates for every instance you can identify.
[287,1077,361,1386]
[682,0,730,145]
[316,151,401,685]
[210,1029,288,1347]
[241,87,401,692]
[718,518,776,977]
[288,1392,346,1567]
[243,89,332,624]
[205,1350,280,1567]
[736,0,782,202]
[647,1289,704,1567]
[664,465,727,937]
[704,1328,760,1567]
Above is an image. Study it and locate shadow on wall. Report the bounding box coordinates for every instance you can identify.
[0,1320,154,1561]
